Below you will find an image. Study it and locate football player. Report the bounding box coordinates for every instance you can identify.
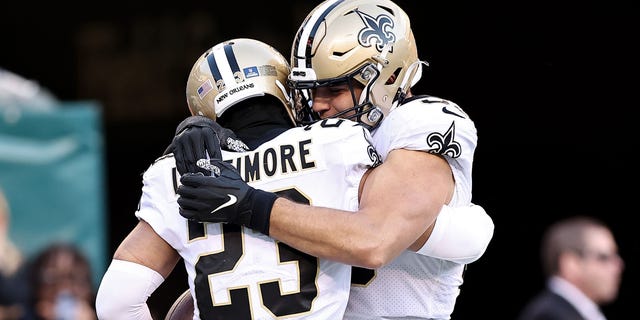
[95,38,380,319]
[175,0,495,319]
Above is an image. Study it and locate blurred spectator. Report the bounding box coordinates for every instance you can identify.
[0,67,57,111]
[0,187,28,320]
[518,216,624,320]
[25,243,97,320]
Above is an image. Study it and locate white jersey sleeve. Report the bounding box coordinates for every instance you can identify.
[374,97,494,264]
[136,118,378,320]
[372,95,477,205]
[345,97,481,320]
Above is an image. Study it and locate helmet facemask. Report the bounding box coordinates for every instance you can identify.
[288,62,385,130]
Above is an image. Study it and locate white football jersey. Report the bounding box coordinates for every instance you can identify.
[136,118,380,320]
[345,96,478,320]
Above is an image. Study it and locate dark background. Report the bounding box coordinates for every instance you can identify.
[2,1,637,318]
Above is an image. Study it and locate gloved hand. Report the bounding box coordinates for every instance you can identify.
[177,159,277,235]
[163,116,249,174]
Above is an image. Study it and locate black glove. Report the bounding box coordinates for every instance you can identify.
[163,116,249,175]
[177,159,277,235]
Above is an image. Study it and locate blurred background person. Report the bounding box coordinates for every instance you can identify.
[25,243,97,320]
[0,67,57,110]
[518,216,624,320]
[0,65,106,319]
[0,187,28,320]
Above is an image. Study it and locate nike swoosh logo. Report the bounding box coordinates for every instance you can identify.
[442,106,464,118]
[211,195,237,214]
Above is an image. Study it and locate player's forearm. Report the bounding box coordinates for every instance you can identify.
[268,197,393,268]
[268,182,443,268]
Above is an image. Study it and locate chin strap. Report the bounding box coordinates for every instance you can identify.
[275,79,296,126]
[390,60,429,113]
[409,60,429,87]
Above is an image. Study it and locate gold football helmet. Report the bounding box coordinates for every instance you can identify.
[289,0,425,129]
[186,38,295,124]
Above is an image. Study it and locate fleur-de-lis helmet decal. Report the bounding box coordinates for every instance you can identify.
[356,10,396,53]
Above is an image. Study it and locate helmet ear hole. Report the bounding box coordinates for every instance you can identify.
[385,68,401,85]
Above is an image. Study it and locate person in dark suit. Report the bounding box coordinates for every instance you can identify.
[518,216,624,320]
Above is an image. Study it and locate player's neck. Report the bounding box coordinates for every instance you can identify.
[237,124,288,150]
